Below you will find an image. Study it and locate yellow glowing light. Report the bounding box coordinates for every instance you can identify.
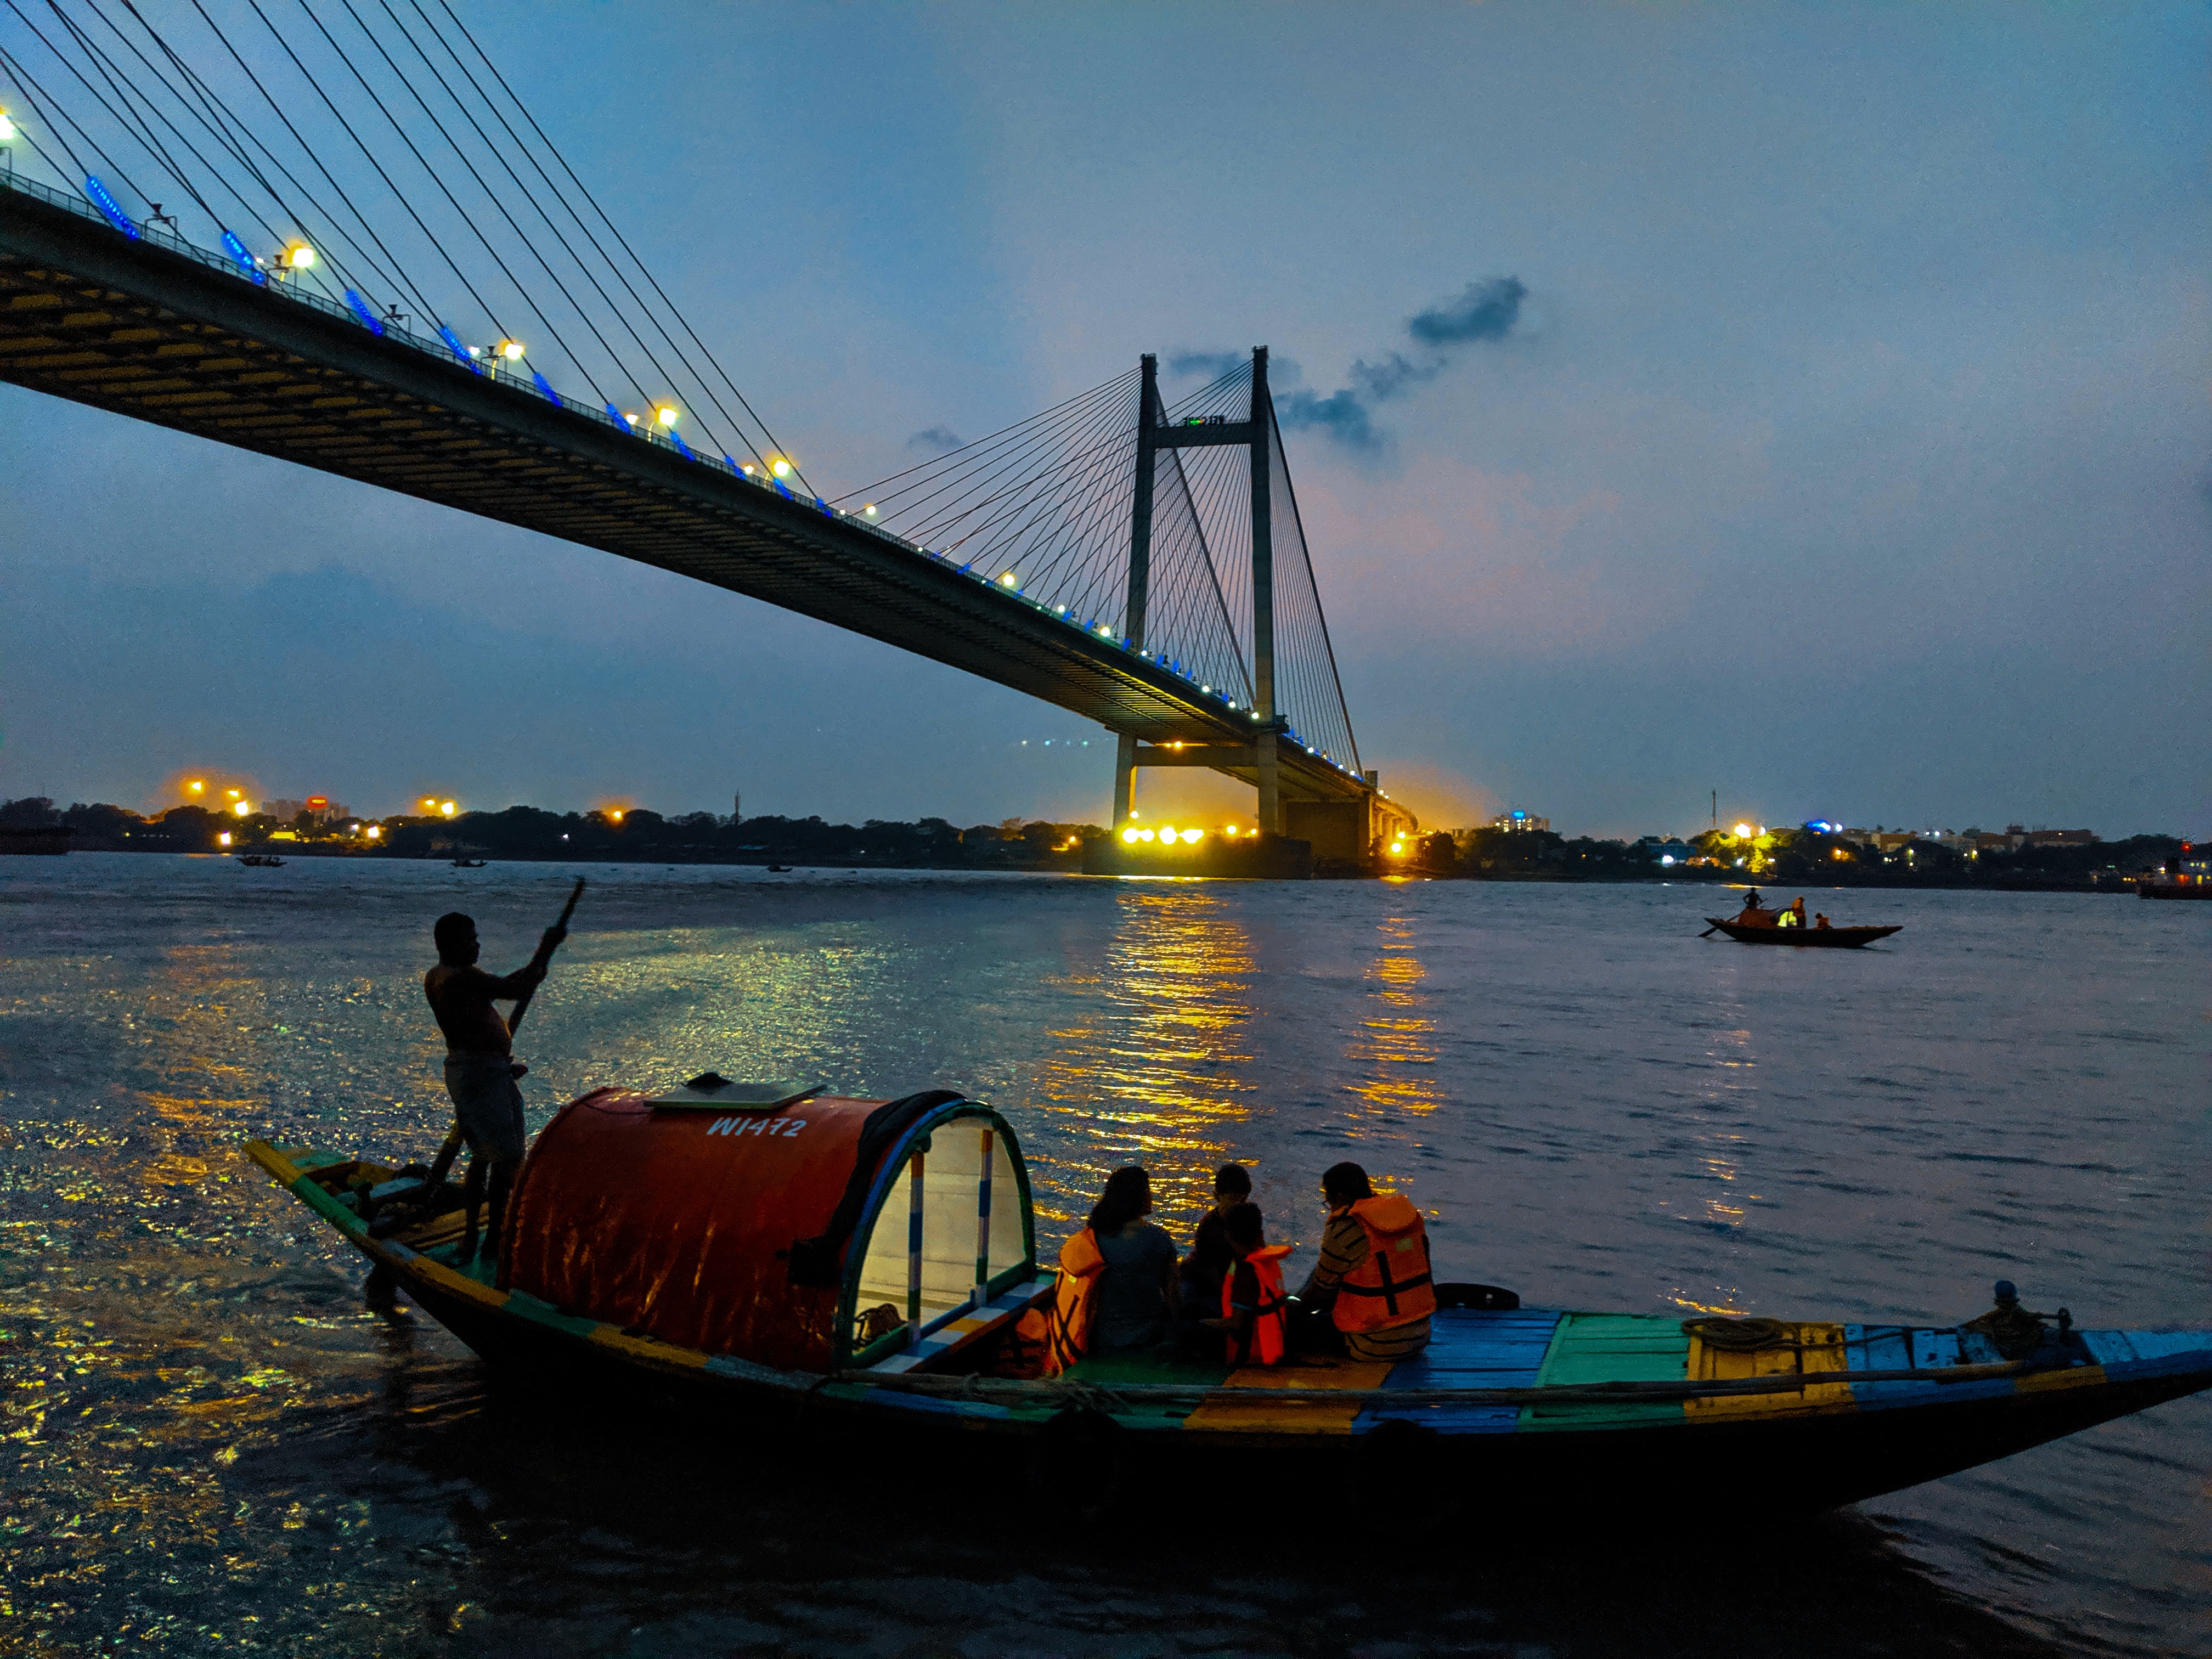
[1180,828,1203,844]
[218,831,232,847]
[1122,827,1141,844]
[998,572,1017,587]
[863,504,878,517]
[187,780,204,793]
[498,338,526,360]
[1222,826,1238,837]
[0,112,16,143]
[1390,840,1406,855]
[1159,825,1177,841]
[232,800,251,817]
[1734,822,1754,839]
[1138,829,1156,842]
[421,798,437,810]
[608,809,624,822]
[655,405,679,427]
[366,825,382,839]
[770,458,792,478]
[281,241,315,270]
[439,801,456,817]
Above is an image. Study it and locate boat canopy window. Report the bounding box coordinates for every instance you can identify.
[850,1113,1028,1357]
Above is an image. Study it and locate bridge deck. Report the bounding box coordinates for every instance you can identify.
[0,182,1368,804]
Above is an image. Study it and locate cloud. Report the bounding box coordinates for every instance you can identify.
[1407,277,1526,346]
[1274,389,1374,448]
[906,426,962,454]
[1193,275,1527,452]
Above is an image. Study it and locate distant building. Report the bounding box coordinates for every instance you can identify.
[1637,836,1694,866]
[2025,829,2096,848]
[263,797,348,823]
[1491,809,1549,833]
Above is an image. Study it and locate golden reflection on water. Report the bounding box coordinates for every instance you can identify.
[1344,916,1441,1118]
[1025,887,1257,1225]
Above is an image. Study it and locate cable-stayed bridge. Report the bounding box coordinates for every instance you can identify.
[0,1,1410,859]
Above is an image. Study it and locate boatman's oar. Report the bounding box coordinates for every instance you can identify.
[426,878,586,1186]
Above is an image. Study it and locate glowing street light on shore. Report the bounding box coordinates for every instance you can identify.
[1734,822,1754,839]
[232,799,252,817]
[187,780,204,795]
[439,801,456,817]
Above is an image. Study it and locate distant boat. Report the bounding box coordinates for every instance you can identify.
[238,853,285,867]
[2137,877,2209,901]
[768,864,792,872]
[0,825,72,855]
[452,858,487,868]
[1705,917,1900,947]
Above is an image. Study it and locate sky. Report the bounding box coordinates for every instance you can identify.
[3,1,2205,838]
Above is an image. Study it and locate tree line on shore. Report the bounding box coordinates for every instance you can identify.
[0,796,2184,888]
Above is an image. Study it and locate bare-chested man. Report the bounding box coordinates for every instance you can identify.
[426,910,563,1262]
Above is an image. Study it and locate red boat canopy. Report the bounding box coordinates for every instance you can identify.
[500,1089,1036,1372]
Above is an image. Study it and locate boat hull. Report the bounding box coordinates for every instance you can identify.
[251,1139,2209,1517]
[1706,919,1902,947]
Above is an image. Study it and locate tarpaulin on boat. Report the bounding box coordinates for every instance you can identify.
[500,1087,1034,1370]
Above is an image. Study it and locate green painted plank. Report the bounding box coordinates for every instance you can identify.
[1519,1312,1690,1433]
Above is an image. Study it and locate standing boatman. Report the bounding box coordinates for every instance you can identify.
[424,909,566,1262]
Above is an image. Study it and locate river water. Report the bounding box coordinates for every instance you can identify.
[1,855,2204,1657]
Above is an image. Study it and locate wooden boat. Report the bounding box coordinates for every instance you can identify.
[2137,878,2209,900]
[1706,917,1901,947]
[238,853,285,867]
[452,857,487,868]
[245,1084,2210,1515]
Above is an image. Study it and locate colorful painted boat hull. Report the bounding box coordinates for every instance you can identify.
[247,1138,2210,1514]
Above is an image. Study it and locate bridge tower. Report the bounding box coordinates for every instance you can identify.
[1113,346,1289,835]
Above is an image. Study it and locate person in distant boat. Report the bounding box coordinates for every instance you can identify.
[1201,1202,1290,1367]
[1814,913,1831,930]
[1786,896,1808,928]
[1289,1161,1435,1362]
[1733,889,1775,926]
[1064,1165,1181,1356]
[424,910,564,1261]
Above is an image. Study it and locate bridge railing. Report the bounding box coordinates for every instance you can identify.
[0,167,1363,779]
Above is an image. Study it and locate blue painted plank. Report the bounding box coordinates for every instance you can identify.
[1355,1308,1562,1435]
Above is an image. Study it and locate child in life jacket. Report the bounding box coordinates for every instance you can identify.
[1201,1203,1290,1367]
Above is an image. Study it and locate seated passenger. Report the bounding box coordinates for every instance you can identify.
[1081,1165,1181,1353]
[1178,1162,1252,1310]
[1202,1203,1289,1367]
[1814,913,1831,930]
[1291,1161,1435,1363]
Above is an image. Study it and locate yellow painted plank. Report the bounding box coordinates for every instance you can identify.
[2015,1364,2108,1395]
[1685,1322,1854,1419]
[1181,1360,1392,1435]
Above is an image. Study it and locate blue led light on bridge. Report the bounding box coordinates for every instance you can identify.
[343,290,385,335]
[84,177,138,239]
[532,371,560,405]
[439,327,481,372]
[669,430,693,460]
[221,230,267,284]
[605,403,624,425]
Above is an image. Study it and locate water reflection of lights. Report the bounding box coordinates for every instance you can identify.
[1026,888,1256,1227]
[1345,917,1441,1117]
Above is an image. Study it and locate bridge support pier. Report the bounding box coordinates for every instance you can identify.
[1111,731,1138,826]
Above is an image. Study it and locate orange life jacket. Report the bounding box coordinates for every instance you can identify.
[1221,1243,1291,1367]
[1330,1193,1435,1334]
[1041,1227,1107,1375]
